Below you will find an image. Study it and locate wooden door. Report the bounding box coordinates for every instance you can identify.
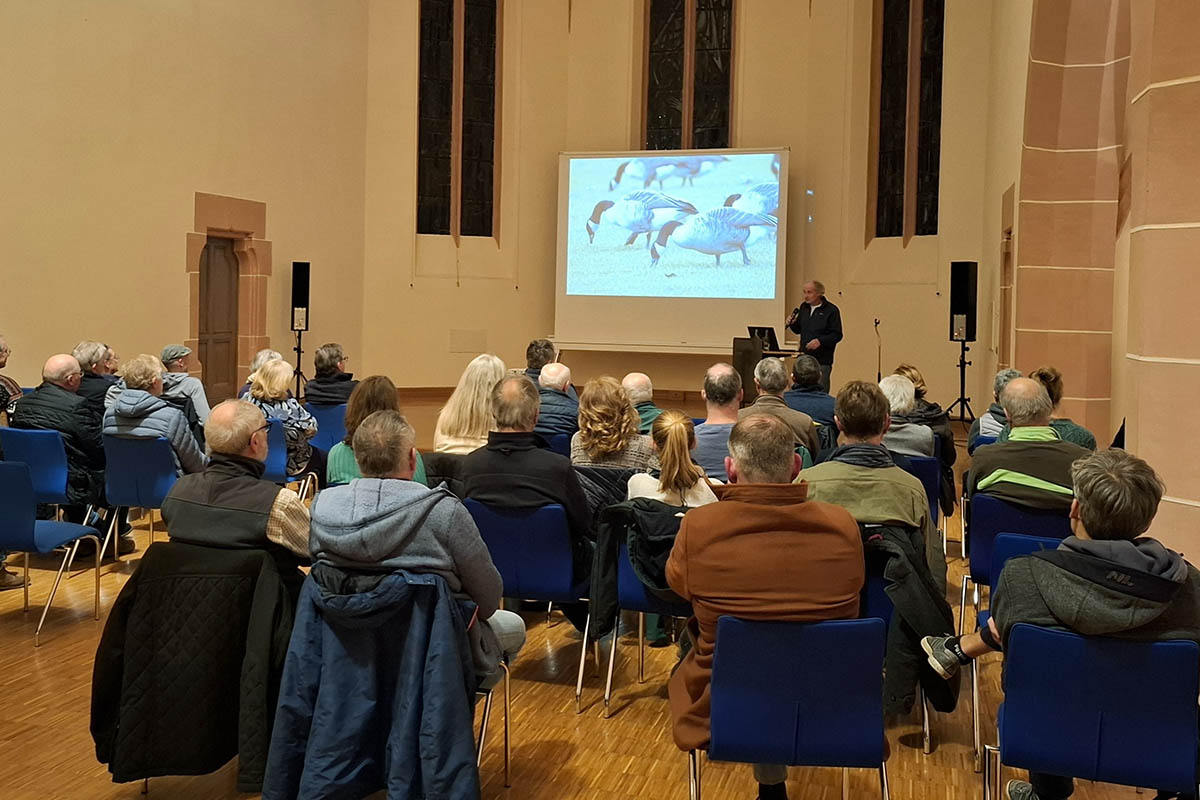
[198,237,240,403]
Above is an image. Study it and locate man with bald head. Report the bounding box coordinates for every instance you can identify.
[967,377,1091,512]
[693,363,743,482]
[533,360,580,438]
[622,372,662,434]
[161,399,310,587]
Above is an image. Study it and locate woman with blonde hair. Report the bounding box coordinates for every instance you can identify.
[327,375,429,485]
[433,354,506,454]
[571,376,658,469]
[627,410,717,506]
[248,358,319,477]
[999,365,1097,450]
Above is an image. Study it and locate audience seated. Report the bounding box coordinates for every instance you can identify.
[801,381,946,591]
[692,363,742,482]
[622,371,663,434]
[157,344,212,425]
[102,354,206,476]
[459,374,592,631]
[892,362,957,514]
[433,353,506,454]
[968,367,1021,453]
[303,342,358,406]
[72,340,119,411]
[238,348,283,398]
[248,359,320,478]
[571,376,658,470]
[327,375,428,486]
[533,362,580,438]
[0,333,21,420]
[666,415,864,800]
[782,354,835,426]
[310,409,525,685]
[967,378,1090,513]
[997,365,1097,451]
[737,357,820,457]
[923,449,1200,800]
[161,399,310,589]
[628,410,719,507]
[525,337,577,400]
[879,374,935,457]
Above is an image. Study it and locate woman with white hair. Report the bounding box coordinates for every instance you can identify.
[879,374,935,457]
[238,348,284,398]
[248,359,320,477]
[102,354,206,475]
[433,354,506,454]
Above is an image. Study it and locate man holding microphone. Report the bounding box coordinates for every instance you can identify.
[786,280,843,392]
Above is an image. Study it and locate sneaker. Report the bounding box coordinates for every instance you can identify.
[117,534,136,556]
[1005,780,1038,799]
[0,567,22,591]
[921,635,965,679]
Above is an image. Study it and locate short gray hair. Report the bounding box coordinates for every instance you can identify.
[621,372,654,405]
[119,354,165,391]
[1072,449,1165,541]
[491,374,540,431]
[314,343,346,378]
[353,410,416,477]
[753,358,789,394]
[791,354,822,388]
[728,415,796,483]
[205,399,267,456]
[1000,377,1053,426]
[73,340,108,372]
[249,348,283,375]
[703,363,742,406]
[878,374,916,415]
[993,368,1022,401]
[539,362,571,391]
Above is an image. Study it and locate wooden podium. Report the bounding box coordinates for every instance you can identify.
[732,336,797,404]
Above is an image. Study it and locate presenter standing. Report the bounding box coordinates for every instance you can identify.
[786,280,843,392]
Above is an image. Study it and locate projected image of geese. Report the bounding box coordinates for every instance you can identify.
[649,207,778,268]
[608,155,730,191]
[724,182,779,216]
[586,191,698,246]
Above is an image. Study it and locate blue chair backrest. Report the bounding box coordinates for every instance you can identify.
[990,533,1062,586]
[1001,623,1200,793]
[548,434,571,457]
[0,462,38,551]
[860,547,894,626]
[20,386,35,395]
[617,539,691,617]
[0,427,70,504]
[263,418,289,483]
[905,455,940,528]
[975,435,997,447]
[969,494,1071,585]
[710,617,886,768]
[462,499,580,601]
[102,435,179,508]
[306,403,347,454]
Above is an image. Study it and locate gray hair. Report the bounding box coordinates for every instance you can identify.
[621,372,654,405]
[72,340,108,372]
[1072,449,1165,541]
[249,348,283,375]
[753,358,789,394]
[808,280,826,295]
[205,399,267,456]
[119,354,165,391]
[878,374,916,415]
[1000,377,1053,426]
[728,415,796,483]
[353,410,416,477]
[993,368,1022,401]
[491,374,540,431]
[703,363,742,406]
[539,362,571,391]
[314,343,346,378]
[791,354,822,388]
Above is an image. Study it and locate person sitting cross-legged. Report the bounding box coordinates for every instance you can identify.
[922,449,1200,800]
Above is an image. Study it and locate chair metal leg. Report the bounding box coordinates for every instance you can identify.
[476,689,494,766]
[86,535,101,619]
[959,576,971,636]
[22,551,30,612]
[920,686,932,754]
[97,511,119,565]
[983,744,999,800]
[575,611,591,713]
[148,512,154,545]
[879,761,891,800]
[842,767,850,800]
[688,750,701,800]
[546,601,560,627]
[973,583,981,610]
[638,612,646,684]
[593,639,601,677]
[35,541,78,646]
[500,660,511,788]
[971,657,982,772]
[603,613,620,717]
[142,777,148,794]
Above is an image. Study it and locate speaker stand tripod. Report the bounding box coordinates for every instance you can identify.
[292,330,309,400]
[946,340,976,424]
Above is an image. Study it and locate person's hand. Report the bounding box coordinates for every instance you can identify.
[786,308,800,327]
[805,339,820,351]
[987,616,1000,644]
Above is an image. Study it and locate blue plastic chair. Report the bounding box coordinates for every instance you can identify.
[463,499,595,712]
[692,617,890,799]
[0,428,71,505]
[305,403,347,455]
[20,386,35,395]
[968,533,1063,770]
[0,462,102,645]
[984,624,1200,799]
[263,418,316,499]
[601,539,692,716]
[547,433,571,457]
[102,435,180,562]
[904,455,942,551]
[960,494,1071,636]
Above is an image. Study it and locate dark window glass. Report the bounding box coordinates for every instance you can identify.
[417,0,454,235]
[875,0,909,238]
[692,0,733,149]
[461,0,497,237]
[646,0,685,150]
[915,0,943,236]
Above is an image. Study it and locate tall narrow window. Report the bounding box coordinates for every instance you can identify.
[417,0,500,238]
[644,0,735,151]
[868,0,943,239]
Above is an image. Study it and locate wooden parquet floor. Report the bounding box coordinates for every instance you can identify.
[0,508,1146,799]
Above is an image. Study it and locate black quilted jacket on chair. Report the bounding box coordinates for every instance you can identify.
[90,541,295,791]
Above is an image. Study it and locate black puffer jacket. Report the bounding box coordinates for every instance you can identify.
[9,382,106,505]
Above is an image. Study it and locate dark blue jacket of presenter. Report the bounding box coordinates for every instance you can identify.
[788,285,843,392]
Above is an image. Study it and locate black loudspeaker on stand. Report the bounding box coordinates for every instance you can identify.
[946,260,977,424]
[291,262,311,399]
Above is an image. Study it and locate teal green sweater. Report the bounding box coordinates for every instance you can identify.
[326,442,428,486]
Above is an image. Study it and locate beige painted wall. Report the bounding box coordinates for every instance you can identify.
[0,0,368,388]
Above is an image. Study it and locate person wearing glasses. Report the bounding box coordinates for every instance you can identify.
[161,399,311,592]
